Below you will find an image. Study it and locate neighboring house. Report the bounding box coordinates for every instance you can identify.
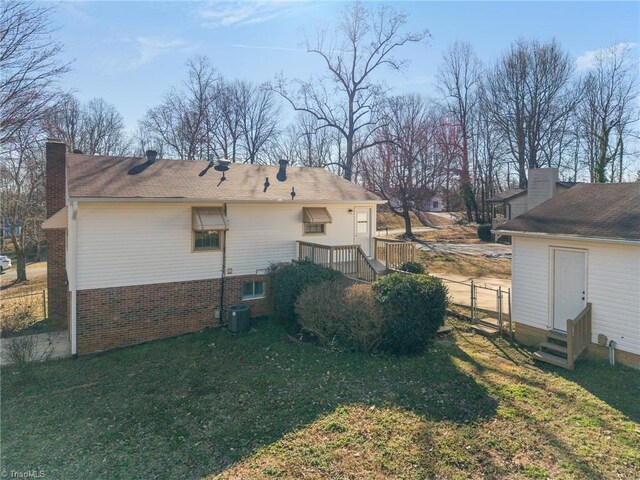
[423,195,444,213]
[487,168,575,231]
[495,183,640,369]
[42,140,394,356]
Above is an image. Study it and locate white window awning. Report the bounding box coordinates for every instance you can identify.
[42,207,68,230]
[303,207,333,224]
[192,207,227,231]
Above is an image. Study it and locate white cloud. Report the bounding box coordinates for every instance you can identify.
[198,1,300,28]
[107,37,192,71]
[575,42,637,71]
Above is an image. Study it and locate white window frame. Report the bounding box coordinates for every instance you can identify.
[303,223,327,235]
[242,280,266,300]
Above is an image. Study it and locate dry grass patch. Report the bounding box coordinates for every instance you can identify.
[413,225,480,244]
[418,250,512,279]
[376,210,424,230]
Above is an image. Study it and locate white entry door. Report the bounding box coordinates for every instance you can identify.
[553,249,586,331]
[354,207,371,256]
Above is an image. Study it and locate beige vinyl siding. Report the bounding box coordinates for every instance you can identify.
[76,203,224,290]
[512,236,640,355]
[76,202,376,290]
[225,203,367,276]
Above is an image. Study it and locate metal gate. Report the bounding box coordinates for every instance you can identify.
[439,277,512,337]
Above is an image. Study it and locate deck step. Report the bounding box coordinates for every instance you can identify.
[532,350,570,369]
[539,341,568,355]
[369,258,387,274]
[471,323,500,337]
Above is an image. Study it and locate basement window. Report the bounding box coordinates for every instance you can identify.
[242,281,265,300]
[192,207,227,251]
[302,207,332,235]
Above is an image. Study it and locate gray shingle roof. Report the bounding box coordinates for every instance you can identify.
[486,188,526,202]
[66,154,383,203]
[495,183,640,241]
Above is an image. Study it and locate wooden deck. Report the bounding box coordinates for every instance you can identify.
[297,238,415,282]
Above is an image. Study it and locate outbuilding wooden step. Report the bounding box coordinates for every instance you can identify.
[539,341,568,356]
[532,350,569,369]
[546,330,567,343]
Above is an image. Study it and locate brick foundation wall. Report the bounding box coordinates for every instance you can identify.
[45,140,68,323]
[76,274,269,355]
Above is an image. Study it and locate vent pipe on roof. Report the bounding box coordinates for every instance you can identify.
[277,159,288,182]
[146,150,158,164]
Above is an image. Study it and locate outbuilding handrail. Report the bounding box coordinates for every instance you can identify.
[566,303,592,370]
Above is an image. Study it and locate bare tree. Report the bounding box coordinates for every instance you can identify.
[274,3,428,180]
[578,45,638,183]
[140,56,217,159]
[483,39,577,187]
[437,41,482,221]
[362,95,441,236]
[265,112,341,169]
[46,95,131,155]
[212,79,242,162]
[0,0,70,144]
[0,125,45,281]
[238,81,280,164]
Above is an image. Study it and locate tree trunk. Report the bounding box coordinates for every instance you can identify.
[403,208,413,237]
[15,250,27,282]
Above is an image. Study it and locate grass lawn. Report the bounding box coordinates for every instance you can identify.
[1,318,638,479]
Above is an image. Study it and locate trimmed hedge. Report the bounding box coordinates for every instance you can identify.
[477,224,492,242]
[372,273,448,354]
[267,259,342,332]
[398,261,426,274]
[296,279,383,352]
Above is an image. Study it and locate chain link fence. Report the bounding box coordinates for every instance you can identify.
[0,290,47,335]
[439,276,512,337]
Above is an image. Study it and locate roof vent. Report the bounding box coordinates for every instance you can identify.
[146,150,158,164]
[214,159,230,172]
[277,159,288,182]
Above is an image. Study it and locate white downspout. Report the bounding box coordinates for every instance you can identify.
[69,201,78,355]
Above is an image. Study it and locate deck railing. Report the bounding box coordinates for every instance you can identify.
[297,241,378,282]
[374,237,416,270]
[566,303,592,370]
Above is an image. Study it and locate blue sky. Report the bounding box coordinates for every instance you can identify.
[52,1,640,131]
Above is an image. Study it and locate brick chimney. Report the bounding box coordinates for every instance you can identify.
[46,139,68,325]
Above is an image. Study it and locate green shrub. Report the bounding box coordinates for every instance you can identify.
[398,261,425,274]
[372,273,448,354]
[295,279,383,352]
[267,259,342,332]
[477,224,492,242]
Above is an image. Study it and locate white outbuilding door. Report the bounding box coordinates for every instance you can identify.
[552,249,587,331]
[354,207,371,257]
